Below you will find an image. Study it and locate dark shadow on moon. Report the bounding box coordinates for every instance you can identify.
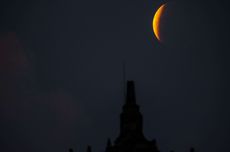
[160,1,224,51]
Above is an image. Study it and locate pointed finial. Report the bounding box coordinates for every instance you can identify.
[126,81,136,104]
[122,61,127,102]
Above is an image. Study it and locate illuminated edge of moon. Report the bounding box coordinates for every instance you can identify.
[153,4,166,42]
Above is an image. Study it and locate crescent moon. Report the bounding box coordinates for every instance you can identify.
[152,4,166,41]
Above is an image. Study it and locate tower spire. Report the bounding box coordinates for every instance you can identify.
[115,80,144,145]
[122,61,126,102]
[108,80,160,152]
[125,80,136,104]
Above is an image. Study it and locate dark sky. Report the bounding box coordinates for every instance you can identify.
[0,0,230,152]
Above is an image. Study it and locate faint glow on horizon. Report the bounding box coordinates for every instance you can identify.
[153,4,166,42]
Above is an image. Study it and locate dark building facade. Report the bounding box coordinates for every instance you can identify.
[105,81,160,152]
[70,81,195,152]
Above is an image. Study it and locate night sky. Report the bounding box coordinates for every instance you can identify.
[0,0,230,152]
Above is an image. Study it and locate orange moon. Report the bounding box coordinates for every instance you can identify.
[152,4,166,41]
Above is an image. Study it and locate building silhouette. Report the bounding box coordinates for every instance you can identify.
[70,80,195,152]
[105,80,159,152]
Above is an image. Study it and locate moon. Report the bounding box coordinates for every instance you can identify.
[152,4,166,42]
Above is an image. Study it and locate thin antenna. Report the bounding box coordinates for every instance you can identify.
[122,61,126,102]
